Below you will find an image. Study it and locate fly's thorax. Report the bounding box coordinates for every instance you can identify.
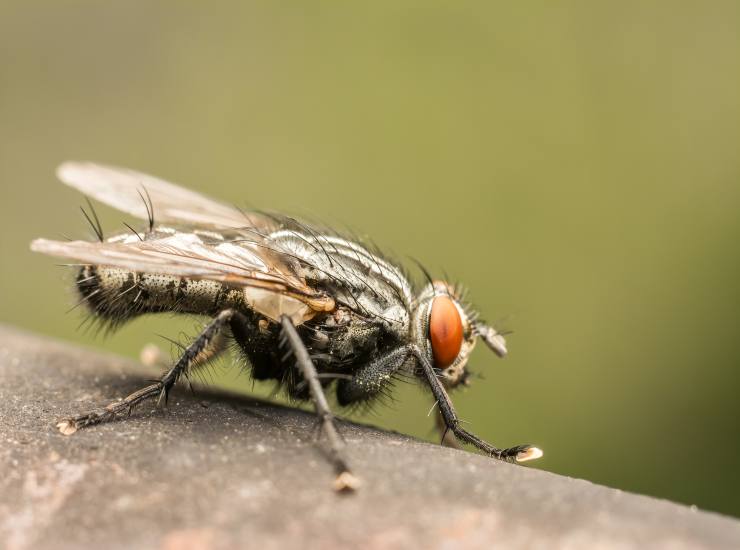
[268,230,415,317]
[309,305,399,364]
[412,281,477,388]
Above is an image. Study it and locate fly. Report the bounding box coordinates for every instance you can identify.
[31,161,542,491]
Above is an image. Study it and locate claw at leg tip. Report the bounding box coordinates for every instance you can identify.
[333,471,361,492]
[516,447,543,462]
[56,420,77,436]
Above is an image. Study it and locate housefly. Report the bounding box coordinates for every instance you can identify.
[31,162,542,491]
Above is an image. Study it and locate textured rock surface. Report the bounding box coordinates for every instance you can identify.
[1,325,738,550]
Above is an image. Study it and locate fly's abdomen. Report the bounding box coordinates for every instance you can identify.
[76,265,245,324]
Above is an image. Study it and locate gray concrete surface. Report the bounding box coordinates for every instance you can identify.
[1,325,738,550]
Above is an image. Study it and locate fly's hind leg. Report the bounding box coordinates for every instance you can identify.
[57,309,244,435]
[279,315,361,492]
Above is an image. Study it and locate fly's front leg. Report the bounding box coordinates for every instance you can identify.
[279,315,361,492]
[435,407,461,449]
[57,309,244,435]
[413,347,543,463]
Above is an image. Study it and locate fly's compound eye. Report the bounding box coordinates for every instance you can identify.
[429,295,463,368]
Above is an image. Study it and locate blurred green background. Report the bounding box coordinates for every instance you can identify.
[1,1,738,516]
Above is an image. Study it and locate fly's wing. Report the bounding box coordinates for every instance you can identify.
[31,234,335,324]
[41,162,334,323]
[57,161,273,230]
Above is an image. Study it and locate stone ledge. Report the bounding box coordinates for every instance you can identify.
[1,325,738,550]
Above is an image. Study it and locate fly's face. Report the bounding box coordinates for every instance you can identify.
[412,281,508,389]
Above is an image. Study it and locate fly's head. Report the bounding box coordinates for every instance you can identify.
[412,281,508,389]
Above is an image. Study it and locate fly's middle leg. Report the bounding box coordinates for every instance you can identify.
[57,309,244,434]
[279,315,361,492]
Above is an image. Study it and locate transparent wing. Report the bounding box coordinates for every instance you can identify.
[31,235,335,323]
[57,161,274,230]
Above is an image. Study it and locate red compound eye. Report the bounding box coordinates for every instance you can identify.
[429,296,463,368]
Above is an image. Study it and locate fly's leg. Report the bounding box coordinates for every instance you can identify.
[335,346,411,406]
[57,309,243,435]
[413,347,543,463]
[435,407,461,449]
[279,315,360,492]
